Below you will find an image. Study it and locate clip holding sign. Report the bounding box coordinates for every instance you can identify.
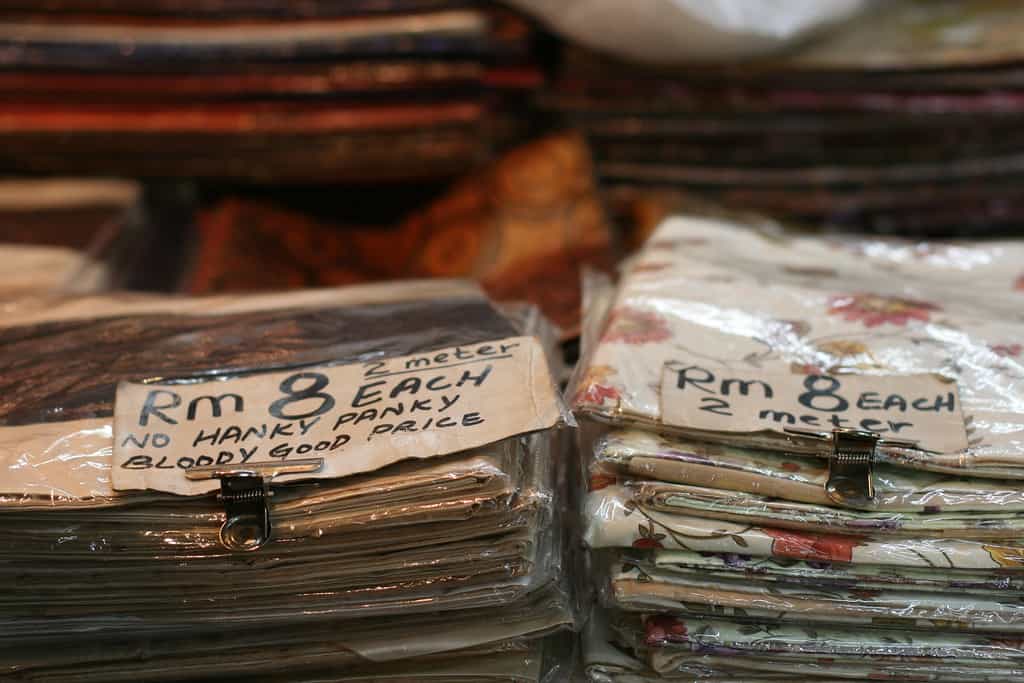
[186,459,324,551]
[827,429,880,508]
[785,428,917,509]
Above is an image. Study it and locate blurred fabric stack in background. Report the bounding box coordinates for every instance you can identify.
[542,0,1024,241]
[182,132,614,337]
[0,177,143,295]
[0,0,543,183]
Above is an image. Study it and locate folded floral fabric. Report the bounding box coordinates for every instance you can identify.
[610,561,1024,632]
[650,652,1023,683]
[637,614,1024,676]
[585,484,1024,570]
[584,608,1024,682]
[576,213,1024,682]
[598,429,1024,513]
[633,480,1024,540]
[574,215,1024,478]
[651,549,1024,595]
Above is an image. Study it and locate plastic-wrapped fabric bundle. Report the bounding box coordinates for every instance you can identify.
[8,591,574,681]
[593,610,1024,682]
[572,213,1024,680]
[0,280,576,681]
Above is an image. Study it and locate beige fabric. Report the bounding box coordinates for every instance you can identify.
[574,215,1024,476]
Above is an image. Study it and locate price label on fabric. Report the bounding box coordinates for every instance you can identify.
[660,360,968,453]
[113,336,562,495]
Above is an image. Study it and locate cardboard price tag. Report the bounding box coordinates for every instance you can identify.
[660,360,967,453]
[114,336,562,494]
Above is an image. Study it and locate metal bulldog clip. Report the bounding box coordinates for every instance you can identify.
[186,458,324,551]
[785,427,917,509]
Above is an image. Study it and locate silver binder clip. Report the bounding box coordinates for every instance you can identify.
[784,428,916,508]
[186,459,324,552]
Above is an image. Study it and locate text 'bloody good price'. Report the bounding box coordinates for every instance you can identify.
[113,338,562,495]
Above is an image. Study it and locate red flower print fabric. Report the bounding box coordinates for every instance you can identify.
[645,615,688,646]
[572,364,621,409]
[574,216,1024,479]
[763,528,865,563]
[588,470,617,492]
[601,306,672,344]
[579,383,621,405]
[632,521,666,549]
[828,293,939,328]
[991,343,1022,358]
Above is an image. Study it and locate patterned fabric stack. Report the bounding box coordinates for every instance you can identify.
[0,1,542,182]
[0,281,575,682]
[573,214,1024,681]
[546,0,1024,236]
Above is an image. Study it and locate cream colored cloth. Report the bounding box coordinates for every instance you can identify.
[574,215,1024,477]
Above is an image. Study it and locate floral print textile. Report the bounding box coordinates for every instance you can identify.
[573,216,1024,477]
[585,485,1024,571]
[578,215,1024,682]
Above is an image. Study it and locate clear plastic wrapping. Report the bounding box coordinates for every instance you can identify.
[587,608,1024,682]
[647,548,1024,595]
[2,436,559,635]
[624,477,1024,540]
[572,215,1024,477]
[604,552,1024,633]
[0,281,576,680]
[7,586,575,681]
[573,214,1024,681]
[598,429,1024,514]
[634,613,1024,673]
[585,480,1024,570]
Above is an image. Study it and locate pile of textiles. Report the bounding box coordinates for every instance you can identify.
[572,213,1024,681]
[0,280,577,682]
[181,132,615,338]
[0,0,542,182]
[545,0,1024,236]
[0,177,142,296]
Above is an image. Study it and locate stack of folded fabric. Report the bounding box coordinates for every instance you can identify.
[0,1,542,182]
[573,214,1024,681]
[546,0,1024,236]
[0,280,576,681]
[0,178,142,296]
